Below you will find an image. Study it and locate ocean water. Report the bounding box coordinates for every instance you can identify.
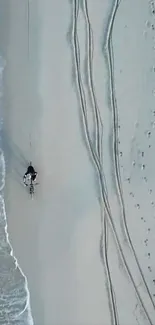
[0,56,34,325]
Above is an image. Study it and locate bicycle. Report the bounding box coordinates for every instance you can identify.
[29,179,35,199]
[28,179,39,199]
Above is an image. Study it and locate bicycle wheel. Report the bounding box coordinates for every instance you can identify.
[29,183,34,199]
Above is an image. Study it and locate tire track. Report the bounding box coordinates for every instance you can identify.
[81,1,119,324]
[104,0,155,310]
[81,0,103,160]
[27,0,30,61]
[100,209,119,325]
[70,0,154,323]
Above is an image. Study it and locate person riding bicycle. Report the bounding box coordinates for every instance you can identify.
[23,162,38,186]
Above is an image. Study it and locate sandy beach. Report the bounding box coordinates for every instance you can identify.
[1,0,155,324]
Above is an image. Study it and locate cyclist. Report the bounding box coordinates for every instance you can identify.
[23,162,38,186]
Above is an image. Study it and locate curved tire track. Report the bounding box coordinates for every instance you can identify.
[100,209,119,325]
[70,0,154,324]
[81,0,103,160]
[104,0,155,311]
[81,1,119,324]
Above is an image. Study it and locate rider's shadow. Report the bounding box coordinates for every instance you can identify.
[2,130,29,187]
